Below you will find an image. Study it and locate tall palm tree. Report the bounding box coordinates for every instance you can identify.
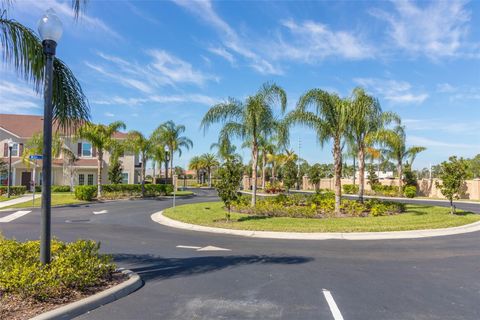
[287,89,350,215]
[201,82,287,206]
[210,134,239,162]
[126,130,153,197]
[1,2,90,130]
[153,121,193,180]
[348,87,400,202]
[199,153,220,188]
[150,145,166,184]
[78,121,126,197]
[188,156,203,184]
[378,124,426,195]
[258,138,276,189]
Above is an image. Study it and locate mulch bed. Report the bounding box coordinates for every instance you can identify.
[0,272,126,320]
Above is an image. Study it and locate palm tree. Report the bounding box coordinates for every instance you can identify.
[1,2,90,130]
[188,156,203,184]
[199,153,220,188]
[125,130,153,197]
[348,87,400,202]
[78,121,126,197]
[153,121,193,180]
[378,124,426,195]
[258,138,276,189]
[150,145,166,184]
[201,82,287,206]
[287,89,350,215]
[22,132,63,165]
[210,134,239,162]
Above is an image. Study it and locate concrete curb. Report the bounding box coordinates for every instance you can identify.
[30,269,143,320]
[151,211,480,241]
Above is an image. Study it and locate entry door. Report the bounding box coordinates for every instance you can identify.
[21,171,32,188]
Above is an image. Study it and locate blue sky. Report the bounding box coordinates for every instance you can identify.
[1,0,479,169]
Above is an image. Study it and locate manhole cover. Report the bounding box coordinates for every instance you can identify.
[65,219,90,223]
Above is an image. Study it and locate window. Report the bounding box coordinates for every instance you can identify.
[121,173,129,184]
[87,174,94,185]
[78,174,85,185]
[9,143,19,157]
[82,142,92,157]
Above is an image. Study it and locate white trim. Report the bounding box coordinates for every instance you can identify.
[0,126,21,138]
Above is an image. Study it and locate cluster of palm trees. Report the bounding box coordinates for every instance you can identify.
[202,83,425,214]
[188,154,220,188]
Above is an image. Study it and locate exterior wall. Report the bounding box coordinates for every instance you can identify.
[301,177,480,200]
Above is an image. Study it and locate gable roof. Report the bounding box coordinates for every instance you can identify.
[0,114,128,139]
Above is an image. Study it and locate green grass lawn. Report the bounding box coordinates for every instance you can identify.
[168,190,194,196]
[163,201,480,233]
[2,193,87,209]
[0,195,20,202]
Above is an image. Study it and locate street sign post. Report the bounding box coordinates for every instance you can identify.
[29,155,42,205]
[29,155,43,160]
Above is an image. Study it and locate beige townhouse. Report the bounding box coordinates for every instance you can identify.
[0,114,141,188]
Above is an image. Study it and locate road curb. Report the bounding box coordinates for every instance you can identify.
[151,210,480,241]
[30,269,143,320]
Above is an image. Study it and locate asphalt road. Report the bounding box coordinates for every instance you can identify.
[1,190,479,320]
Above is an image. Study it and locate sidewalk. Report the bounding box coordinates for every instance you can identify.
[0,194,41,209]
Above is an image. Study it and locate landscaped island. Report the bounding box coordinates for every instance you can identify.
[163,193,480,233]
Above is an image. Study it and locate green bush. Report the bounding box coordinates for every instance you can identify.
[403,185,417,198]
[371,184,400,197]
[366,199,405,216]
[342,184,359,194]
[100,184,173,199]
[51,185,71,192]
[74,185,97,201]
[0,186,26,196]
[0,239,115,301]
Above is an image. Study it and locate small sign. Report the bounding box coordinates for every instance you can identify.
[29,155,43,160]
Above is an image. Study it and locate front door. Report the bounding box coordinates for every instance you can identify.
[21,171,31,188]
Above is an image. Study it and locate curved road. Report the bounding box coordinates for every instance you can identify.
[1,189,479,320]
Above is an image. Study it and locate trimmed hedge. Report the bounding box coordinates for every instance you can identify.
[74,185,97,201]
[74,184,174,200]
[52,185,72,192]
[0,186,26,196]
[0,238,115,301]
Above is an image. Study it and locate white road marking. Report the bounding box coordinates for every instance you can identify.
[176,245,202,249]
[196,246,231,251]
[93,209,108,215]
[323,289,344,320]
[0,210,32,223]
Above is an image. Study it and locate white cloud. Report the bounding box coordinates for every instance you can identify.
[0,80,41,113]
[436,83,480,100]
[173,0,283,75]
[370,0,477,58]
[92,93,219,107]
[207,47,236,64]
[403,118,480,136]
[354,78,428,104]
[408,135,480,149]
[104,112,115,117]
[269,20,374,63]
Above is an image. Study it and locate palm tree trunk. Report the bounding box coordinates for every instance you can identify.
[141,155,146,197]
[262,151,266,190]
[271,162,276,183]
[251,143,259,207]
[97,151,103,198]
[333,137,342,215]
[152,162,156,184]
[352,156,356,186]
[397,160,403,196]
[208,168,212,188]
[358,147,365,203]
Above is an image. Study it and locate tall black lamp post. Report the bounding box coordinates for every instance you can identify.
[7,139,13,198]
[37,8,63,265]
[164,145,170,181]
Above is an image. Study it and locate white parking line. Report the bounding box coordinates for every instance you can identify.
[176,245,202,249]
[93,210,108,215]
[0,210,32,223]
[323,289,344,320]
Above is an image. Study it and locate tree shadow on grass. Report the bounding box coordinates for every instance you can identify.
[113,254,313,282]
[406,205,474,216]
[237,215,271,222]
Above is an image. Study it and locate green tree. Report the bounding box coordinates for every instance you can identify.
[126,130,153,197]
[287,89,350,215]
[188,156,203,183]
[367,164,379,187]
[199,153,220,188]
[282,160,298,192]
[78,121,126,197]
[1,3,90,130]
[348,87,399,202]
[435,156,468,214]
[153,121,193,180]
[308,163,328,192]
[215,158,243,221]
[210,134,239,162]
[466,154,480,179]
[378,123,426,195]
[202,82,287,206]
[107,140,125,184]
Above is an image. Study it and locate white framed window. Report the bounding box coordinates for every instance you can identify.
[78,174,85,185]
[87,174,94,185]
[82,142,92,157]
[9,143,19,157]
[121,173,129,184]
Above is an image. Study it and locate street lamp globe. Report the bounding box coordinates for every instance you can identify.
[37,8,63,42]
[7,138,14,148]
[164,145,170,153]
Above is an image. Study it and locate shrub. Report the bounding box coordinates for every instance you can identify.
[366,199,405,216]
[403,185,417,198]
[264,181,284,194]
[51,185,71,192]
[0,239,115,301]
[100,184,173,199]
[0,186,27,196]
[74,185,97,201]
[342,184,359,194]
[371,184,400,197]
